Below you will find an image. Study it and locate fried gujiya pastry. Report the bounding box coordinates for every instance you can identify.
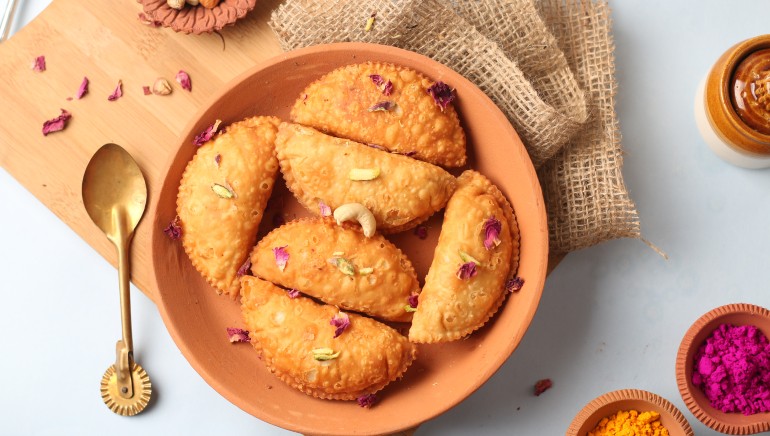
[409,170,521,343]
[240,276,417,400]
[291,62,466,167]
[177,116,280,297]
[275,122,457,234]
[250,217,420,322]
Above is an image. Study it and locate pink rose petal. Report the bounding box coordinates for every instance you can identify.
[368,101,396,112]
[357,394,378,408]
[456,262,477,280]
[414,225,428,240]
[407,294,419,309]
[226,327,250,343]
[236,258,251,277]
[506,277,525,293]
[273,246,289,271]
[142,86,152,95]
[193,119,222,146]
[330,312,351,338]
[163,216,182,240]
[483,216,502,250]
[427,81,455,111]
[107,80,123,101]
[176,70,192,91]
[32,56,46,72]
[369,74,393,96]
[287,288,300,299]
[319,201,332,217]
[42,109,71,136]
[76,77,89,100]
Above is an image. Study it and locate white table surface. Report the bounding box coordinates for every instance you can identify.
[2,1,770,435]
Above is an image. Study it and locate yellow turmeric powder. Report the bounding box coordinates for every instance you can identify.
[588,409,669,436]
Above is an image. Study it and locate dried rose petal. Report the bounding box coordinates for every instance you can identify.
[319,201,332,217]
[176,70,192,91]
[398,151,417,157]
[506,277,525,293]
[236,258,251,278]
[163,216,182,240]
[368,101,396,112]
[414,225,428,240]
[76,77,89,99]
[193,119,222,146]
[357,393,378,408]
[214,154,222,167]
[107,80,123,101]
[226,327,250,343]
[287,288,300,299]
[32,56,46,72]
[366,143,387,151]
[456,262,477,280]
[408,294,419,309]
[142,86,152,95]
[534,378,552,396]
[483,216,502,250]
[42,109,71,136]
[427,81,455,111]
[330,312,351,338]
[138,12,162,27]
[369,74,393,96]
[273,246,289,271]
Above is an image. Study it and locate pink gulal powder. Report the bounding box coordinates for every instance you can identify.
[692,323,770,415]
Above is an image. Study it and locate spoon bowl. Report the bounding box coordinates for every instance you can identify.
[82,143,151,416]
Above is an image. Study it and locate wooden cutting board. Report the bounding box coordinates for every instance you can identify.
[0,2,561,434]
[0,0,286,303]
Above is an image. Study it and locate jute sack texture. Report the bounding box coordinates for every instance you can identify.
[269,0,640,253]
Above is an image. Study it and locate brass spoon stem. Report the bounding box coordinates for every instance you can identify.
[114,209,135,399]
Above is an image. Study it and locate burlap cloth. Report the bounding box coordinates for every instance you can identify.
[269,0,641,253]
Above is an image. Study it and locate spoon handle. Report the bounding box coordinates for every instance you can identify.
[117,236,134,355]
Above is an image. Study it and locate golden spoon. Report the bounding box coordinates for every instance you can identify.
[82,143,152,416]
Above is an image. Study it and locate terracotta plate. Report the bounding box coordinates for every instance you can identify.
[151,42,548,435]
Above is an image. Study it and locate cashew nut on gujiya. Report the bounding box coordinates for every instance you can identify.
[333,203,377,237]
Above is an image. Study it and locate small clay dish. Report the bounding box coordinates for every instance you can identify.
[137,0,257,35]
[676,303,770,434]
[567,389,694,436]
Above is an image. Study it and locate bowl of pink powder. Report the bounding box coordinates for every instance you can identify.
[676,303,770,434]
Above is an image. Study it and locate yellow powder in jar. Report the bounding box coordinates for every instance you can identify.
[588,409,669,436]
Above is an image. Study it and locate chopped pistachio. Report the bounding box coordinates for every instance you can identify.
[332,251,345,257]
[329,257,356,276]
[358,267,374,275]
[364,13,376,32]
[459,250,480,265]
[349,167,381,181]
[403,305,417,313]
[211,183,234,199]
[312,348,341,361]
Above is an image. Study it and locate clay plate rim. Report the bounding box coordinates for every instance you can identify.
[675,303,770,435]
[567,389,694,436]
[150,42,549,435]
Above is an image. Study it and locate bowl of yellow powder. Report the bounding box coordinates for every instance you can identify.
[567,389,693,436]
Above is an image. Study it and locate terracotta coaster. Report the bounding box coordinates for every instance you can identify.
[137,0,257,34]
[567,389,693,436]
[676,303,770,435]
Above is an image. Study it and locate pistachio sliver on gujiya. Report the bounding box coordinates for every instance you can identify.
[250,217,420,323]
[275,122,457,234]
[409,170,521,343]
[240,276,417,401]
